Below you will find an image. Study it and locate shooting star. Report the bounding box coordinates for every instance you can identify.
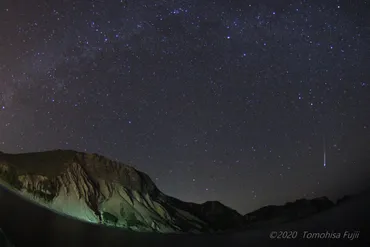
[323,136,327,168]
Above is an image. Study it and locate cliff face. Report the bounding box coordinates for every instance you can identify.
[0,150,243,233]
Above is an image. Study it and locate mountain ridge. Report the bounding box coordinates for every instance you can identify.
[0,149,244,233]
[0,149,343,234]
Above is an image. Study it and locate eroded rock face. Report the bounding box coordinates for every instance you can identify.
[0,150,244,233]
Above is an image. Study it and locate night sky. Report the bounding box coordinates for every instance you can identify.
[1,0,370,214]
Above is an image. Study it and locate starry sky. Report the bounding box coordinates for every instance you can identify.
[1,0,370,214]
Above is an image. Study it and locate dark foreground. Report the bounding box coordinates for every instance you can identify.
[0,187,370,247]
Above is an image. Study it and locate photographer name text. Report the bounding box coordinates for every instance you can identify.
[269,230,360,240]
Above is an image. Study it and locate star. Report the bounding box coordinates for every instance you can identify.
[0,0,369,215]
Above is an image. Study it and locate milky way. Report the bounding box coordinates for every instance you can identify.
[0,0,370,213]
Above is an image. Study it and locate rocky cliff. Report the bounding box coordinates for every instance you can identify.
[0,150,244,233]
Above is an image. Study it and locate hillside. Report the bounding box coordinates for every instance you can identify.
[1,181,370,247]
[0,150,244,233]
[244,196,335,228]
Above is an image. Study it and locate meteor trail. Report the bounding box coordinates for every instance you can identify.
[323,136,327,168]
